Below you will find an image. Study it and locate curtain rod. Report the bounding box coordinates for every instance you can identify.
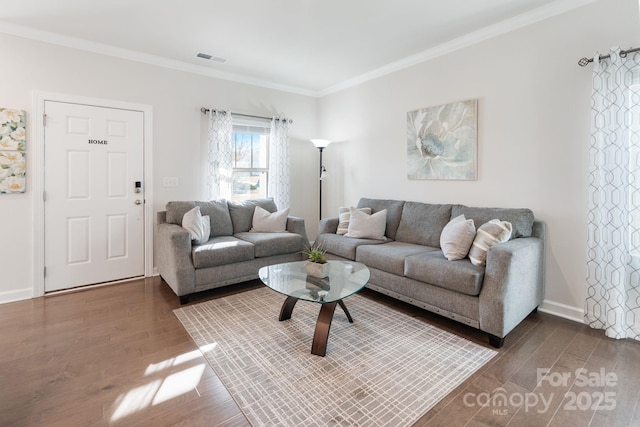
[578,47,639,67]
[200,107,293,124]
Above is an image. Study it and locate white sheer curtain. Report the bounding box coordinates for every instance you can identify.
[207,110,233,200]
[585,47,640,340]
[268,118,290,209]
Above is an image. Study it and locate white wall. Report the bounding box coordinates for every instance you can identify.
[2,0,638,319]
[316,0,640,321]
[0,33,319,303]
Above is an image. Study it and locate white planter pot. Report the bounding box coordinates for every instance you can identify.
[306,261,330,278]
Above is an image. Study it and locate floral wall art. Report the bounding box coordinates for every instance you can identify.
[0,108,26,193]
[407,99,477,180]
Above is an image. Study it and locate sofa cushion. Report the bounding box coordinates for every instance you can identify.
[395,202,452,247]
[166,200,198,225]
[356,198,405,240]
[440,214,476,261]
[166,200,233,237]
[315,233,385,260]
[192,236,254,268]
[344,208,387,240]
[404,251,485,296]
[235,232,303,258]
[228,198,278,233]
[451,205,534,239]
[337,207,371,235]
[356,242,438,276]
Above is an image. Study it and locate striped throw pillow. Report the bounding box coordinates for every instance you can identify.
[336,207,372,235]
[468,219,513,267]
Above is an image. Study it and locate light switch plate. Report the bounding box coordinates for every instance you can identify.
[163,177,179,188]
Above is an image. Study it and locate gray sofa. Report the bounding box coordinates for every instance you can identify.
[315,197,545,348]
[156,198,309,303]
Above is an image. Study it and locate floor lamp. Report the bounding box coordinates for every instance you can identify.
[311,139,332,220]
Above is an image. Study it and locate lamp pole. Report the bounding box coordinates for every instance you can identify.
[310,139,332,222]
[318,146,324,221]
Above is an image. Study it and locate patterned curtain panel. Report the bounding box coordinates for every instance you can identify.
[268,118,290,209]
[586,48,640,340]
[207,111,233,200]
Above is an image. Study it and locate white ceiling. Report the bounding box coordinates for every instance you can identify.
[0,0,595,96]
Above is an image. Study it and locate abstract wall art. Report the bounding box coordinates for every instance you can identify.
[407,99,477,180]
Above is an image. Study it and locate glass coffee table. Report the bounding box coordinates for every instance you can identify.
[258,260,370,357]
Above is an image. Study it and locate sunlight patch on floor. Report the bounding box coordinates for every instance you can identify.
[109,344,216,422]
[152,365,206,405]
[145,348,203,375]
[110,380,162,421]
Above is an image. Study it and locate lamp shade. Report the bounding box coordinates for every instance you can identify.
[311,139,332,148]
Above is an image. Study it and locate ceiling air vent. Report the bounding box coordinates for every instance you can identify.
[196,52,227,63]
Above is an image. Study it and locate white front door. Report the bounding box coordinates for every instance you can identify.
[44,101,145,292]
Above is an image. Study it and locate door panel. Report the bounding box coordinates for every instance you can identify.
[67,217,91,264]
[44,101,144,292]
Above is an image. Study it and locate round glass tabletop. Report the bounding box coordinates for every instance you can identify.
[258,260,370,304]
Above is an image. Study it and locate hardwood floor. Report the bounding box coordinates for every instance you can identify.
[1,277,638,426]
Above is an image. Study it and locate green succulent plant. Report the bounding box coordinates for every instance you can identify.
[303,244,327,264]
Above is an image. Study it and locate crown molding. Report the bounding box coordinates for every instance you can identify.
[0,0,597,99]
[0,21,317,97]
[318,0,598,97]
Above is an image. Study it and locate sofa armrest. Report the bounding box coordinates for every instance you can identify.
[156,222,196,297]
[479,235,545,338]
[318,217,339,235]
[286,216,310,248]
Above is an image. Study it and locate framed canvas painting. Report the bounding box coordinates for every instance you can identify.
[407,99,477,180]
[0,108,26,193]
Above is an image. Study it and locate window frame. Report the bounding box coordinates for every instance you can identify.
[230,119,271,202]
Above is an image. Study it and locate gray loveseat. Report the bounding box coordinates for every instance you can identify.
[156,198,309,303]
[315,197,545,348]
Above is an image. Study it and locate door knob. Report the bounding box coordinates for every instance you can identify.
[135,199,142,205]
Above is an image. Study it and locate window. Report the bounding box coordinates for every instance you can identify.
[230,122,269,201]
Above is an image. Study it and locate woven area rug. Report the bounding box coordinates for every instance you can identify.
[174,287,497,426]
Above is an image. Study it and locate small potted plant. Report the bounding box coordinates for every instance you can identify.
[303,244,330,278]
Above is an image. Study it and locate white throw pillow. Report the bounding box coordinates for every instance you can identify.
[250,206,289,232]
[344,207,387,240]
[468,219,513,267]
[336,206,372,235]
[440,215,476,261]
[182,206,211,244]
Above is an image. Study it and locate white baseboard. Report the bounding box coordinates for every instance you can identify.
[542,300,640,339]
[0,288,33,304]
[539,299,584,324]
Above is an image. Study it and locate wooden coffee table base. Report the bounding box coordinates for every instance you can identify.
[278,296,354,357]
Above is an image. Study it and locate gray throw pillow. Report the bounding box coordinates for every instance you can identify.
[440,214,476,261]
[250,206,290,232]
[182,206,211,244]
[344,208,387,240]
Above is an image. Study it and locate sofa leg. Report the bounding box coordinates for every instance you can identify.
[179,295,190,305]
[488,334,505,348]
